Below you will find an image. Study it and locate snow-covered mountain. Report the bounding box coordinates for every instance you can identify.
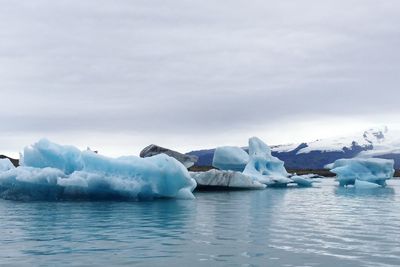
[272,127,389,154]
[187,127,400,169]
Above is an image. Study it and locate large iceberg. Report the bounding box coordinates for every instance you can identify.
[328,158,394,188]
[212,146,249,171]
[243,137,292,186]
[0,139,196,201]
[190,169,265,190]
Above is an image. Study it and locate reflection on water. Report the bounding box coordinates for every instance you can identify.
[1,179,400,266]
[335,185,396,198]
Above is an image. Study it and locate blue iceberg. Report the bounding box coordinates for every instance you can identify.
[212,146,249,172]
[0,139,196,201]
[328,158,394,188]
[210,137,317,187]
[243,137,292,186]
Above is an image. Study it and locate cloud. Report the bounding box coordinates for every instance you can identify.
[1,0,399,155]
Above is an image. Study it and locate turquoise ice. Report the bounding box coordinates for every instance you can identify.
[328,158,394,188]
[0,139,196,201]
[243,137,292,186]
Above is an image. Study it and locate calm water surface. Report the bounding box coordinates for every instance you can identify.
[1,179,400,267]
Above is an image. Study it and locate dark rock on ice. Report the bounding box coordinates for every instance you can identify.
[140,144,198,169]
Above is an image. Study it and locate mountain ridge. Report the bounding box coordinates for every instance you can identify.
[187,127,400,169]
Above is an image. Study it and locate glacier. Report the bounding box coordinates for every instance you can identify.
[292,127,387,155]
[212,146,249,172]
[328,158,394,188]
[0,139,196,201]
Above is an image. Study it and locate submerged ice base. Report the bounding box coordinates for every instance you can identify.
[328,158,394,188]
[0,139,196,201]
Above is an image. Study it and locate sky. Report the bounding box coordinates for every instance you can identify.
[1,0,400,157]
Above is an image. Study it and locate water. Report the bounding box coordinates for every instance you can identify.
[1,179,400,267]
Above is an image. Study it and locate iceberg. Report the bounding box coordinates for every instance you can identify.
[0,139,196,201]
[328,158,394,187]
[243,137,291,186]
[190,169,265,190]
[212,146,249,172]
[204,137,318,188]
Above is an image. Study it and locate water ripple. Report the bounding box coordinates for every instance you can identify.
[1,179,400,266]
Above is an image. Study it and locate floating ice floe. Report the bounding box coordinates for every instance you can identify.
[212,146,249,172]
[0,139,196,201]
[190,169,265,190]
[327,158,394,188]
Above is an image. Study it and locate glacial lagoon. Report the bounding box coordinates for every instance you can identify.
[1,179,400,267]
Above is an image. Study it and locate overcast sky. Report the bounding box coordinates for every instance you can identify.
[1,0,399,157]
